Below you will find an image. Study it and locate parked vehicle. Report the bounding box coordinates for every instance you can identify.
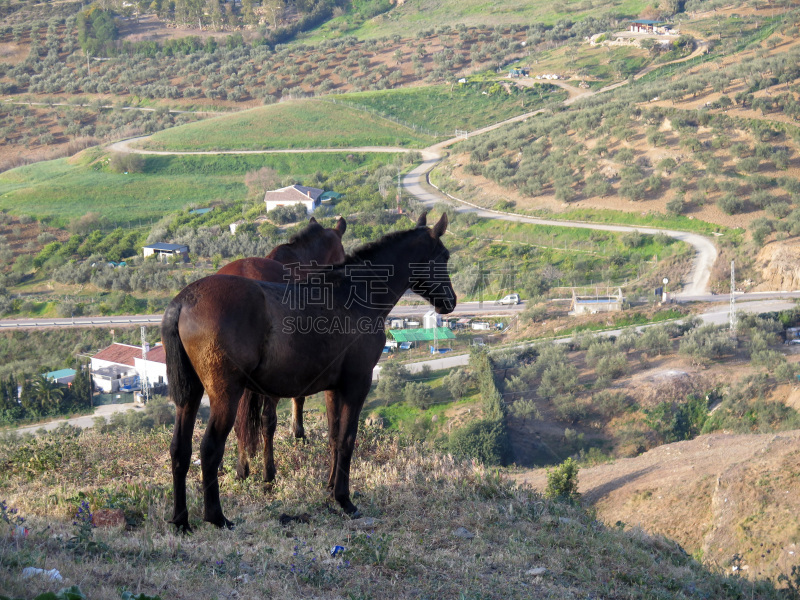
[496,293,520,305]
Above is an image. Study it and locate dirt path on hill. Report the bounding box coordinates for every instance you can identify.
[511,430,800,580]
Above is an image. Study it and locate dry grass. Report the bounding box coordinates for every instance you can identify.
[0,415,785,599]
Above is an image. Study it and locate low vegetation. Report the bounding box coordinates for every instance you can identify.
[0,419,788,599]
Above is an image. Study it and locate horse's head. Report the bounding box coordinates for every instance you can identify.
[319,216,347,264]
[273,216,347,265]
[409,212,457,315]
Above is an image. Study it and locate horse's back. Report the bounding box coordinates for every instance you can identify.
[217,257,286,282]
[175,275,280,379]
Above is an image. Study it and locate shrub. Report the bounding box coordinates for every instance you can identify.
[443,368,473,400]
[717,193,746,215]
[403,381,434,410]
[109,152,145,174]
[544,457,580,503]
[446,419,511,466]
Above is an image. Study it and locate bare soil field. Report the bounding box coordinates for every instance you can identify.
[514,427,800,581]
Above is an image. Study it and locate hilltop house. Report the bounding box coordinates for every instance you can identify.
[142,242,189,262]
[629,19,672,34]
[265,185,324,214]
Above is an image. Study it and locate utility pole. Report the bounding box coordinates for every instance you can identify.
[729,260,737,339]
[140,326,150,404]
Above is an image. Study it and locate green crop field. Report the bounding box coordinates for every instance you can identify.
[332,82,567,135]
[0,150,398,226]
[139,100,434,152]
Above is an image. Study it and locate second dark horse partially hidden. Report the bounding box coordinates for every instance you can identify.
[217,216,347,482]
[162,213,456,531]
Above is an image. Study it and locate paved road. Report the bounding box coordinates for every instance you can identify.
[380,298,799,375]
[9,297,796,434]
[10,402,143,436]
[4,292,799,330]
[0,301,525,330]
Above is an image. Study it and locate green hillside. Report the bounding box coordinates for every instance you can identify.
[139,100,435,152]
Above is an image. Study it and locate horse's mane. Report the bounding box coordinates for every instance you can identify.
[286,221,326,248]
[267,221,327,261]
[342,227,426,266]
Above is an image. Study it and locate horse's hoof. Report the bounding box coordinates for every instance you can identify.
[204,514,234,530]
[349,509,362,520]
[236,463,250,481]
[169,519,193,534]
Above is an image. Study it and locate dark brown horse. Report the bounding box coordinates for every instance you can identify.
[217,216,346,482]
[163,213,455,530]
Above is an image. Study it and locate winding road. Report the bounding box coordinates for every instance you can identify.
[107,36,720,297]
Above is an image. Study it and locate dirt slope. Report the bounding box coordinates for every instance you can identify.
[513,429,800,580]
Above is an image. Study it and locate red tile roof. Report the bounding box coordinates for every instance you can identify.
[92,343,142,367]
[145,344,166,364]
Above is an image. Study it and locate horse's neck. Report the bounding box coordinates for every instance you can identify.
[337,233,428,315]
[267,245,301,264]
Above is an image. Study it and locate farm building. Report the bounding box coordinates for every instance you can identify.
[44,368,76,385]
[569,288,624,315]
[423,310,443,329]
[388,327,455,345]
[90,342,168,393]
[135,344,167,389]
[629,19,671,34]
[143,242,189,261]
[265,184,325,214]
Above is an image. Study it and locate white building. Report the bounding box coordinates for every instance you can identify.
[143,243,189,261]
[423,310,442,329]
[264,185,324,214]
[90,342,168,394]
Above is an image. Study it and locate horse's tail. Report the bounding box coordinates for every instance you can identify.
[162,300,203,409]
[236,388,264,456]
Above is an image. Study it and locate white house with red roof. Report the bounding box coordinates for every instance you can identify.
[134,344,167,389]
[264,184,324,214]
[90,342,168,393]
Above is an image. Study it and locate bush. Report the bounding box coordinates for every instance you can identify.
[544,457,580,503]
[446,419,511,466]
[109,152,145,174]
[717,193,746,215]
[443,368,473,400]
[403,381,434,409]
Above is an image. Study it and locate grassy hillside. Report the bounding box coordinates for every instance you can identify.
[307,0,650,40]
[0,419,786,599]
[139,100,435,151]
[0,149,398,226]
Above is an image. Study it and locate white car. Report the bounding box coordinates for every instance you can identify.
[496,294,520,305]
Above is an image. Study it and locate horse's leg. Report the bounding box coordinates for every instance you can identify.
[200,382,243,529]
[291,396,306,440]
[324,389,340,494]
[169,392,202,533]
[234,389,264,481]
[261,395,278,483]
[327,378,371,517]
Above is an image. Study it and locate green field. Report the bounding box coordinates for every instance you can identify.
[139,100,435,152]
[304,0,650,40]
[0,150,399,225]
[332,82,567,135]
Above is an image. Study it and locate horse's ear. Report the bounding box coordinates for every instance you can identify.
[432,213,448,238]
[308,217,318,224]
[335,216,347,237]
[416,212,428,227]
